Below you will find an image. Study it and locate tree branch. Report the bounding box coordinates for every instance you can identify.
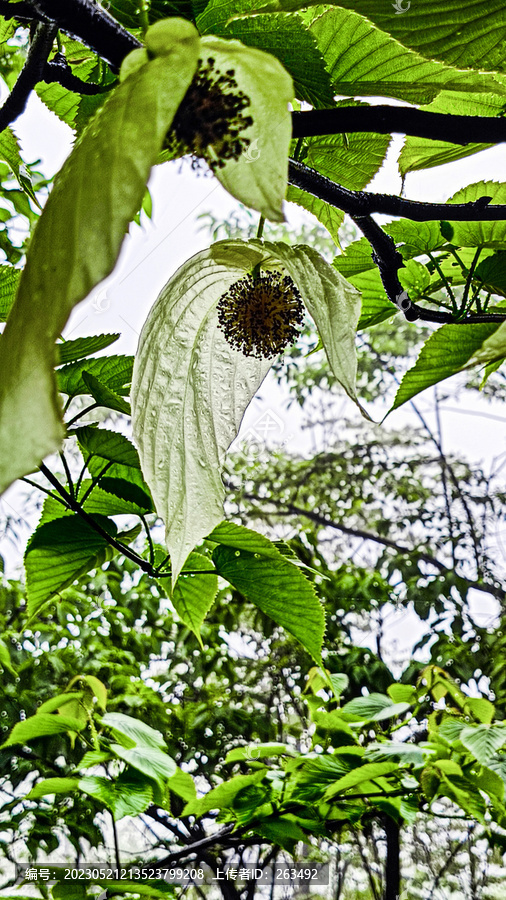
[288,159,506,223]
[292,106,506,145]
[31,0,141,71]
[0,21,58,133]
[240,493,506,603]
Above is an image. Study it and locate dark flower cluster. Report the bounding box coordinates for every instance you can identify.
[217,270,305,359]
[165,57,253,171]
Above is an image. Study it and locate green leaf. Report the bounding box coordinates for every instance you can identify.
[225,743,297,762]
[340,693,394,721]
[448,181,506,248]
[0,638,16,675]
[37,692,85,715]
[182,769,266,816]
[1,713,86,747]
[209,520,287,558]
[286,184,343,245]
[56,334,120,365]
[170,551,218,642]
[299,123,391,191]
[25,515,117,617]
[251,817,306,850]
[0,18,201,495]
[82,372,131,415]
[387,684,417,704]
[101,711,167,750]
[79,771,154,819]
[365,742,424,767]
[27,777,81,799]
[212,540,324,664]
[198,2,334,107]
[0,265,21,321]
[390,322,501,412]
[57,355,133,398]
[76,426,141,469]
[110,744,177,789]
[167,767,197,802]
[460,723,506,764]
[324,762,399,800]
[474,251,506,298]
[250,0,506,73]
[398,93,502,176]
[310,8,506,103]
[466,697,495,724]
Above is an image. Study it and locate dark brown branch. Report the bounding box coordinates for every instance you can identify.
[31,0,141,71]
[0,1,42,21]
[292,106,506,145]
[288,159,506,223]
[43,54,114,95]
[0,21,58,133]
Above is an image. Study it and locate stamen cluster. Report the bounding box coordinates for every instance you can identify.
[165,57,253,171]
[217,270,305,359]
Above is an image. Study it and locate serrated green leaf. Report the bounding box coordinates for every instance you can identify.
[82,372,131,415]
[212,541,324,664]
[198,1,334,107]
[56,334,120,365]
[310,8,506,103]
[0,19,200,495]
[79,771,154,819]
[27,777,81,799]
[300,118,391,191]
[25,515,117,617]
[390,322,501,412]
[76,426,141,468]
[286,184,343,245]
[340,693,394,721]
[170,551,218,642]
[0,265,21,322]
[448,181,506,248]
[167,767,197,802]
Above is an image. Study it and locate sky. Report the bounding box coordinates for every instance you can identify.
[1,89,506,665]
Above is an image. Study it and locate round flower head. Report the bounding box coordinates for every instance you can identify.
[165,57,253,171]
[217,269,305,359]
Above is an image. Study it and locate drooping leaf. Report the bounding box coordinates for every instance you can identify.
[225,743,297,763]
[132,240,362,583]
[212,541,325,664]
[197,1,334,107]
[0,18,201,495]
[25,515,117,617]
[81,371,132,415]
[286,184,344,245]
[169,551,218,641]
[27,777,81,800]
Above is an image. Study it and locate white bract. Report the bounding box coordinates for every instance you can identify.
[131,240,362,584]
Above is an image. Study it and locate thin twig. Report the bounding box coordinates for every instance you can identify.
[0,21,58,134]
